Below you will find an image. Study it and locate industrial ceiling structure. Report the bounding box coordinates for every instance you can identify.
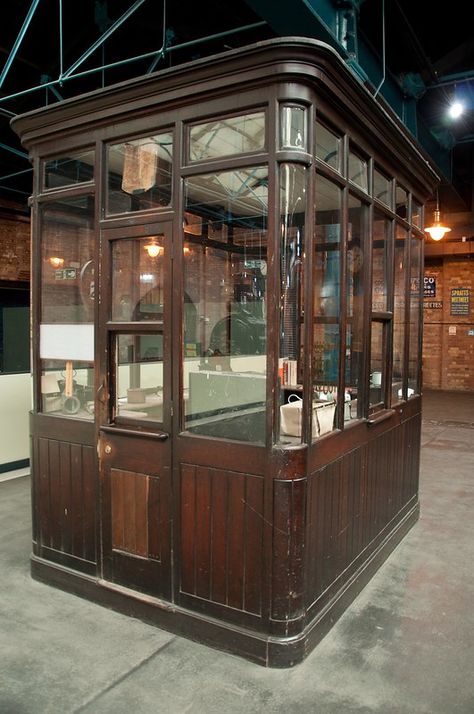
[1,0,473,214]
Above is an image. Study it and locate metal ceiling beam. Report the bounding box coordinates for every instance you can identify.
[0,143,29,160]
[61,0,148,79]
[0,0,42,89]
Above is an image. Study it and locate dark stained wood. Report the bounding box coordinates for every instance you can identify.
[179,464,264,616]
[32,433,97,569]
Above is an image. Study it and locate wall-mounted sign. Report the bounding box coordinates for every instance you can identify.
[424,301,443,309]
[450,287,470,316]
[468,329,474,336]
[55,267,77,280]
[424,275,436,298]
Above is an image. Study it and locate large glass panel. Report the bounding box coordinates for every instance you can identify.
[315,121,341,171]
[189,112,265,162]
[372,210,390,312]
[373,168,391,207]
[279,164,306,444]
[111,236,165,321]
[40,197,95,419]
[183,167,268,444]
[412,199,422,228]
[115,334,164,422]
[392,226,407,404]
[43,150,94,190]
[396,184,408,219]
[408,236,422,397]
[345,194,367,416]
[107,132,173,215]
[312,175,340,438]
[348,148,368,192]
[280,106,306,151]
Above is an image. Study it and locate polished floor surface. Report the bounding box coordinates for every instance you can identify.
[1,389,473,713]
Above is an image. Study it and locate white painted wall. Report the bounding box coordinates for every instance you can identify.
[0,373,32,467]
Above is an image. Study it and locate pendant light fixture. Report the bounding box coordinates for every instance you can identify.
[144,237,164,258]
[424,190,451,241]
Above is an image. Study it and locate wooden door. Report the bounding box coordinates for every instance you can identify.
[98,223,173,599]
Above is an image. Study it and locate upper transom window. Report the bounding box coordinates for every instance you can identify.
[188,112,265,163]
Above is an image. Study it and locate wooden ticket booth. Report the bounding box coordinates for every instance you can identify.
[13,38,437,667]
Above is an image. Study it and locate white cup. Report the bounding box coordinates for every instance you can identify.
[371,371,382,386]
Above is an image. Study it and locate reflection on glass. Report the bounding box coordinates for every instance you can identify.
[396,184,408,219]
[312,175,340,438]
[279,164,306,444]
[315,121,341,171]
[392,226,407,404]
[43,150,95,189]
[369,322,384,407]
[115,334,164,422]
[412,200,422,228]
[107,132,173,215]
[348,148,368,192]
[41,198,95,323]
[346,195,366,408]
[408,236,422,396]
[280,106,306,151]
[183,168,267,444]
[41,360,94,420]
[372,210,390,312]
[40,198,95,419]
[373,168,391,207]
[189,112,265,162]
[112,237,165,321]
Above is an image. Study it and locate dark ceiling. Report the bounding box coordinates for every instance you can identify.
[1,0,473,213]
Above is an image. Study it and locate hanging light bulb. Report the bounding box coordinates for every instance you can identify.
[424,190,451,242]
[144,237,164,257]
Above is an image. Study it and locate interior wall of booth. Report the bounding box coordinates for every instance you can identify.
[423,251,474,391]
[0,203,31,469]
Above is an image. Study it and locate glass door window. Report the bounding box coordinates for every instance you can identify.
[109,233,167,426]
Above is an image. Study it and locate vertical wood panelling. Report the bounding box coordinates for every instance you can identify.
[307,416,420,606]
[180,464,264,615]
[34,436,96,564]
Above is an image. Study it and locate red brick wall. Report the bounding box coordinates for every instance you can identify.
[0,203,31,281]
[423,256,474,391]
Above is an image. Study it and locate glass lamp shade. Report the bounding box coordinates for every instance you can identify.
[424,209,451,241]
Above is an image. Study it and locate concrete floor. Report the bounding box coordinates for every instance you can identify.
[1,389,473,714]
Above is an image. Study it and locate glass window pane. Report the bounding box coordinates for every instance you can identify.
[396,184,408,219]
[40,198,95,418]
[279,164,306,444]
[372,210,390,311]
[280,106,306,151]
[107,132,173,215]
[43,150,94,189]
[408,236,422,396]
[115,334,163,422]
[369,321,384,408]
[345,195,367,413]
[315,121,341,171]
[41,198,95,324]
[412,199,422,228]
[392,226,407,404]
[373,168,391,207]
[183,168,268,444]
[41,359,94,420]
[312,175,340,439]
[348,148,368,192]
[111,236,165,322]
[189,112,265,162]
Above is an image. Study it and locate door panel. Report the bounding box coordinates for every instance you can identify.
[99,223,173,598]
[100,430,171,598]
